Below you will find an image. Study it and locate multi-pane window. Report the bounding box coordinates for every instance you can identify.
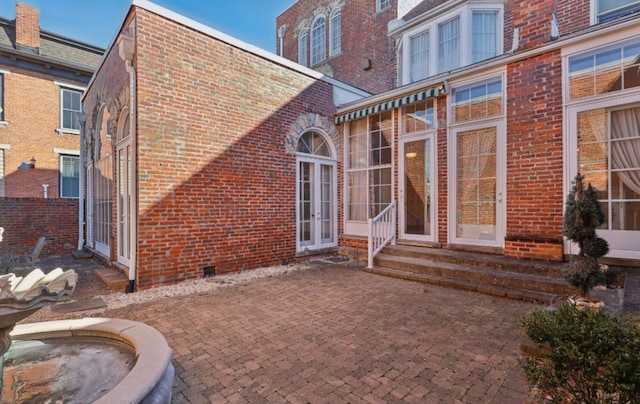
[568,39,640,101]
[61,87,82,131]
[0,73,4,122]
[403,100,435,134]
[438,17,460,73]
[472,10,498,63]
[377,0,391,12]
[452,78,503,122]
[346,112,393,222]
[410,31,429,82]
[298,29,308,66]
[596,0,640,22]
[401,4,502,84]
[60,155,79,198]
[311,16,326,65]
[330,9,341,56]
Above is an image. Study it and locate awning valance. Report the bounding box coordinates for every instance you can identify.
[335,84,445,124]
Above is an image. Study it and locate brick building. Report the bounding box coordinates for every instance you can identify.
[81,0,367,288]
[0,2,103,199]
[319,0,640,263]
[82,0,640,290]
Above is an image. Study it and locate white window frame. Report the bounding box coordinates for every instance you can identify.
[298,29,308,67]
[55,81,85,134]
[311,15,327,65]
[591,0,640,24]
[409,30,430,83]
[377,0,391,12]
[330,8,341,57]
[0,144,8,197]
[58,152,80,199]
[400,2,503,85]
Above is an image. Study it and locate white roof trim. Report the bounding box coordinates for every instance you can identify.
[130,0,369,97]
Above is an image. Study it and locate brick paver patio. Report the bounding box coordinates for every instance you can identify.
[91,262,534,403]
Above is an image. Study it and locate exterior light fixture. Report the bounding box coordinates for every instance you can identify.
[405,152,417,158]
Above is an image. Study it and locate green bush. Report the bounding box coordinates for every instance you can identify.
[521,304,640,403]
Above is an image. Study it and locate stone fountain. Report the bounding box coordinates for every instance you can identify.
[0,267,174,403]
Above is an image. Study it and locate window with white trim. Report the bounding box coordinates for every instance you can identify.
[0,146,6,197]
[452,78,503,123]
[311,15,326,65]
[298,29,308,66]
[60,87,82,132]
[377,0,390,12]
[594,0,640,23]
[346,111,393,225]
[330,9,341,56]
[60,154,80,198]
[400,2,503,84]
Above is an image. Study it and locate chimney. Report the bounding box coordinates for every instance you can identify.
[15,2,40,51]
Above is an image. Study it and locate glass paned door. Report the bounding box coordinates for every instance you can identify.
[451,124,503,247]
[117,143,131,266]
[400,135,435,241]
[297,158,336,251]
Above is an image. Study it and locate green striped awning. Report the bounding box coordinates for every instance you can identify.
[335,84,444,124]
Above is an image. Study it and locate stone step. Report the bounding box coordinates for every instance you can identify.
[375,252,575,296]
[381,244,565,277]
[94,267,128,292]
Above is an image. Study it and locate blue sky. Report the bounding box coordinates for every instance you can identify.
[0,1,296,52]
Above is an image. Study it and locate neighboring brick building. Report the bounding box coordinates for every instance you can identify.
[276,0,399,94]
[0,2,103,199]
[81,1,367,289]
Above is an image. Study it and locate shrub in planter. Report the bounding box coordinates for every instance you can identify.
[521,304,640,403]
[562,173,609,296]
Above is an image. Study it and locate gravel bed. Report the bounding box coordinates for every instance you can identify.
[24,261,314,323]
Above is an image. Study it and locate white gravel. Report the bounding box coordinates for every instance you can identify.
[25,261,315,323]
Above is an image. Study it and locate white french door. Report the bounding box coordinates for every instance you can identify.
[117,141,132,266]
[450,121,505,247]
[399,134,436,242]
[297,157,337,252]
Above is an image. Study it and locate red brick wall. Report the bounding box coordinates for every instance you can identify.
[0,197,78,257]
[277,0,397,94]
[0,66,87,198]
[505,50,564,260]
[132,9,337,288]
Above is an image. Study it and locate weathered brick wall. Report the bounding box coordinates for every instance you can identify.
[0,66,86,198]
[133,8,337,288]
[505,50,564,260]
[0,197,78,257]
[277,0,397,94]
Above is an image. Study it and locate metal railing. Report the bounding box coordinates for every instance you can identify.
[368,200,397,269]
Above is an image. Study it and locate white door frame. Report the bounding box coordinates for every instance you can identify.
[399,133,437,242]
[565,92,640,260]
[296,156,338,252]
[449,119,505,248]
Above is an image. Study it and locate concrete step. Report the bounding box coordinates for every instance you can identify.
[374,252,577,297]
[94,267,128,292]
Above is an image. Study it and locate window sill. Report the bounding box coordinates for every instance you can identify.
[56,128,80,135]
[0,121,7,128]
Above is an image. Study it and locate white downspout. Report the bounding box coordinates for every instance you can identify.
[118,23,137,289]
[77,113,86,251]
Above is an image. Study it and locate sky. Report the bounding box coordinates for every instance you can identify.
[0,0,297,52]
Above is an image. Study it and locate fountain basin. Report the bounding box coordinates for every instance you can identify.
[4,318,174,403]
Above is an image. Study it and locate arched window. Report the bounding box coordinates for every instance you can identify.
[330,9,341,56]
[311,16,326,65]
[297,131,332,157]
[298,29,308,67]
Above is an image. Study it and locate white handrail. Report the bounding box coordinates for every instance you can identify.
[367,200,397,269]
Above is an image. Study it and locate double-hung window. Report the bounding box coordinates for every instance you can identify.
[60,154,80,198]
[399,3,503,84]
[57,83,83,133]
[330,9,341,56]
[377,0,390,12]
[311,16,326,65]
[298,29,308,66]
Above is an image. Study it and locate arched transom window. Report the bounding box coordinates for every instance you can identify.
[297,131,332,157]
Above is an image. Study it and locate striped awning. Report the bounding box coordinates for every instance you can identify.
[335,84,445,124]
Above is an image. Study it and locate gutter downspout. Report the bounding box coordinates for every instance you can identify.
[118,22,137,292]
[77,112,86,251]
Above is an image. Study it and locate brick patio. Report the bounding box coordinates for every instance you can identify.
[58,261,535,403]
